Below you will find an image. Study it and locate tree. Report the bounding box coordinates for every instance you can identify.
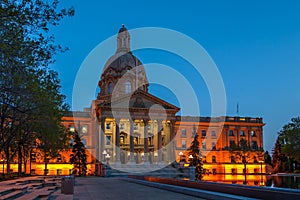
[272,117,300,173]
[264,150,272,166]
[279,117,300,163]
[188,134,205,180]
[230,138,264,184]
[70,129,87,176]
[0,0,74,175]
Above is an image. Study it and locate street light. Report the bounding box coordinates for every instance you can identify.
[102,150,107,162]
[105,154,111,165]
[259,160,264,186]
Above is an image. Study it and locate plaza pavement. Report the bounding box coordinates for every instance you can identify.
[73,177,205,200]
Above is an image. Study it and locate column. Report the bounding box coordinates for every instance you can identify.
[115,118,121,164]
[129,120,135,164]
[100,118,105,162]
[169,120,176,162]
[143,119,149,164]
[157,120,163,163]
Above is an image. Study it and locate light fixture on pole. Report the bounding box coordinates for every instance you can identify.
[259,160,264,186]
[105,154,111,165]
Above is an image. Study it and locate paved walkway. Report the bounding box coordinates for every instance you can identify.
[74,177,205,200]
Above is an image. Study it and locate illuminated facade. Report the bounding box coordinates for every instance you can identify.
[4,25,266,185]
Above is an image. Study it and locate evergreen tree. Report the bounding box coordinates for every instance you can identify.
[70,130,87,176]
[272,136,286,173]
[188,134,205,180]
[264,151,272,166]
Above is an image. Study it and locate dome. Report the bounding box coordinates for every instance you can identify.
[102,52,143,75]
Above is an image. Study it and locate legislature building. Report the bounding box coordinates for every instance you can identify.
[26,25,265,184]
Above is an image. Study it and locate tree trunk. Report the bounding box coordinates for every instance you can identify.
[18,146,22,176]
[5,147,10,175]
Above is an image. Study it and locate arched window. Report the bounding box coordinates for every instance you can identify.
[108,82,113,94]
[125,81,131,94]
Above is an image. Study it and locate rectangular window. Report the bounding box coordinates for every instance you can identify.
[120,123,124,130]
[251,141,258,150]
[105,136,111,145]
[212,142,216,150]
[211,131,216,138]
[134,123,138,131]
[240,130,245,136]
[82,125,88,134]
[106,123,111,130]
[182,140,186,149]
[212,168,217,175]
[70,139,74,147]
[134,137,138,144]
[181,129,186,137]
[202,142,206,150]
[202,130,206,137]
[82,139,87,147]
[30,153,36,162]
[229,140,235,148]
[229,130,234,136]
[251,130,256,137]
[231,168,237,174]
[120,136,125,144]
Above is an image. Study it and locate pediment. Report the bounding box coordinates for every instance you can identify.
[99,90,179,112]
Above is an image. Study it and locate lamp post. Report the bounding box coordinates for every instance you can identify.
[105,154,111,165]
[102,150,107,162]
[179,152,183,167]
[259,160,264,185]
[188,155,195,181]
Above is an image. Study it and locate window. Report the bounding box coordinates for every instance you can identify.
[82,125,88,134]
[148,137,152,145]
[211,131,216,138]
[212,168,217,175]
[134,137,139,145]
[240,130,245,136]
[120,123,124,130]
[30,153,36,162]
[125,81,131,94]
[254,168,259,174]
[212,155,216,163]
[253,156,258,163]
[56,154,62,163]
[69,126,75,132]
[231,168,237,174]
[182,140,186,149]
[201,130,206,137]
[231,156,236,163]
[120,136,125,144]
[106,123,111,130]
[181,129,186,137]
[108,82,113,94]
[212,142,216,150]
[70,139,74,147]
[82,139,87,147]
[202,142,206,150]
[105,136,111,145]
[251,130,256,137]
[229,140,236,149]
[134,123,138,131]
[251,141,258,150]
[229,130,234,136]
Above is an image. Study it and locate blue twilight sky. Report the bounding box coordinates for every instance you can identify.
[50,0,300,152]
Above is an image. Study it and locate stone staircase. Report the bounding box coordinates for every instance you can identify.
[0,176,72,200]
